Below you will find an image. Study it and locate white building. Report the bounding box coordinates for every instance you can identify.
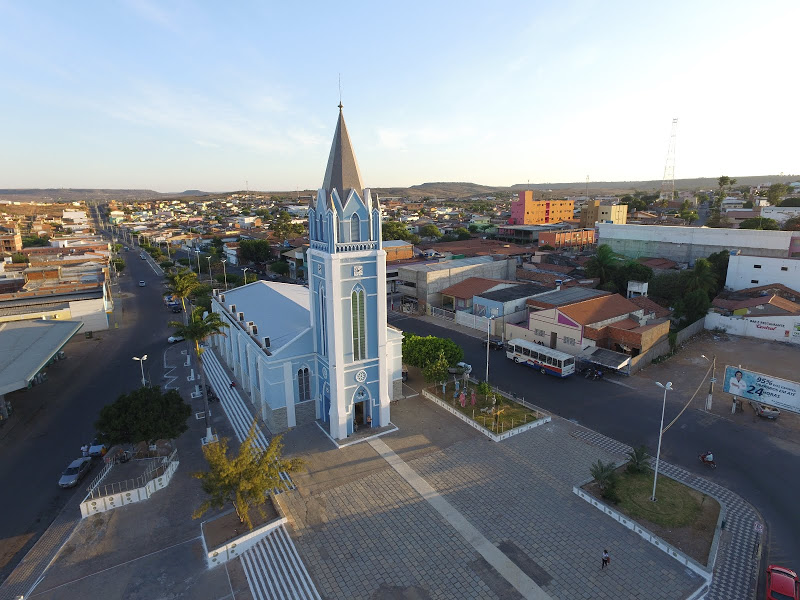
[210,108,404,440]
[725,255,800,292]
[760,206,800,224]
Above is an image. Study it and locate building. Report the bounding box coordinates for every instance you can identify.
[383,240,414,262]
[537,228,595,249]
[509,191,574,225]
[495,223,571,245]
[211,108,403,441]
[598,223,800,264]
[706,284,800,346]
[760,206,800,224]
[396,256,516,312]
[724,255,800,292]
[506,287,670,370]
[0,229,23,253]
[580,200,628,227]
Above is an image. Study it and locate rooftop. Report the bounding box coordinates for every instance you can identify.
[439,277,510,299]
[479,283,551,302]
[397,255,496,273]
[526,286,609,308]
[559,294,643,326]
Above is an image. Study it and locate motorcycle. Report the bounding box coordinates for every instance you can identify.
[584,368,604,380]
[698,452,717,469]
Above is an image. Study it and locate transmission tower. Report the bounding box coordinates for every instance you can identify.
[659,118,678,206]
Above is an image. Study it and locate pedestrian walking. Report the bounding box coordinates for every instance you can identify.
[601,549,610,569]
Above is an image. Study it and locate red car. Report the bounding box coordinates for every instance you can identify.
[767,565,799,600]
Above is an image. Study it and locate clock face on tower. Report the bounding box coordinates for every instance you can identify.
[353,265,363,277]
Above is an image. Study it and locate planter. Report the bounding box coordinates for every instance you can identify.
[201,495,287,569]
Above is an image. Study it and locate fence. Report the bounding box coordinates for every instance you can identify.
[430,306,455,321]
[86,448,177,501]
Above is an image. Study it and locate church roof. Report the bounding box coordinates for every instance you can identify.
[322,106,365,204]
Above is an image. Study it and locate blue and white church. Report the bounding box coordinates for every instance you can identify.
[209,107,404,441]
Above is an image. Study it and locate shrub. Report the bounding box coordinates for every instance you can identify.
[590,459,617,491]
[626,445,651,474]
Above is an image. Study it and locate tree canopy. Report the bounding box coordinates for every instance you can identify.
[270,211,304,242]
[419,224,442,239]
[783,215,800,231]
[22,235,50,247]
[165,268,202,315]
[239,239,271,263]
[738,217,780,230]
[767,183,789,205]
[779,197,800,208]
[192,420,304,529]
[382,220,420,244]
[402,334,463,369]
[95,386,191,446]
[422,350,451,383]
[270,261,290,276]
[584,244,620,285]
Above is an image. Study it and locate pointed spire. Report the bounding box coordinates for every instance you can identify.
[322,105,364,201]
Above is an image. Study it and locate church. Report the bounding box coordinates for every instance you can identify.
[209,107,404,441]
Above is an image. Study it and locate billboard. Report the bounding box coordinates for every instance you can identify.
[722,366,800,414]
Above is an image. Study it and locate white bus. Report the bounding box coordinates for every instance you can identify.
[506,338,576,378]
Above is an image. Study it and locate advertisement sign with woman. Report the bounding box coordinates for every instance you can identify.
[722,366,800,414]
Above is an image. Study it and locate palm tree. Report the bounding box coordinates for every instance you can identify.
[585,244,618,285]
[681,258,717,297]
[589,459,617,492]
[170,307,229,442]
[165,268,202,323]
[626,445,651,474]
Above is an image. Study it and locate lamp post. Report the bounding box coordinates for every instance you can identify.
[652,381,672,501]
[221,259,228,291]
[485,315,495,382]
[206,257,212,282]
[132,355,148,387]
[242,267,250,285]
[194,249,201,275]
[701,354,716,411]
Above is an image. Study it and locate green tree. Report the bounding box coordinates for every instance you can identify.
[611,261,654,295]
[423,350,450,383]
[590,460,618,492]
[170,307,230,439]
[111,258,126,273]
[681,258,717,297]
[95,386,191,446]
[192,420,304,530]
[767,183,789,205]
[383,220,413,242]
[706,250,730,294]
[783,215,800,231]
[419,224,442,239]
[779,198,800,207]
[679,209,699,224]
[270,211,304,242]
[626,445,651,474]
[738,217,780,230]
[11,252,27,263]
[674,288,711,323]
[239,239,272,264]
[270,261,290,276]
[21,235,50,247]
[649,272,684,307]
[402,334,463,369]
[210,236,224,251]
[467,224,479,233]
[165,268,202,317]
[453,227,471,241]
[584,244,618,285]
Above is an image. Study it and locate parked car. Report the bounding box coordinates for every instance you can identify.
[448,361,473,375]
[170,304,182,313]
[766,565,799,600]
[482,336,504,350]
[88,439,107,457]
[167,335,185,344]
[139,280,146,287]
[750,400,781,419]
[59,457,92,488]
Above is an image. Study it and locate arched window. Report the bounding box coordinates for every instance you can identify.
[297,367,311,402]
[351,286,366,360]
[319,285,327,355]
[350,213,361,242]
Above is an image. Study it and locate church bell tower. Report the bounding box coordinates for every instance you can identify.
[307,106,389,440]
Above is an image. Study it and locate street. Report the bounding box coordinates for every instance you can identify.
[0,240,176,583]
[388,311,800,576]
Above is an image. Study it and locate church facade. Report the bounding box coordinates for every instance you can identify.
[209,108,403,440]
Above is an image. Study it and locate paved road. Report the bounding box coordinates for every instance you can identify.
[388,311,800,582]
[0,243,174,583]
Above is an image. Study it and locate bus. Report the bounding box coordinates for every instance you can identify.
[506,338,576,378]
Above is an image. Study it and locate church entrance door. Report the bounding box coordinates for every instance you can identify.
[353,400,365,431]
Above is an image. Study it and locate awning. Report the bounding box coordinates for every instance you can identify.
[582,348,631,370]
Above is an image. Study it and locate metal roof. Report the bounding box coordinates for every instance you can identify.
[528,286,609,306]
[479,283,551,302]
[0,319,83,395]
[398,256,495,273]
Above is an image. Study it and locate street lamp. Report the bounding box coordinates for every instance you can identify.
[242,267,250,285]
[132,355,148,387]
[485,315,495,382]
[206,256,212,282]
[221,259,228,291]
[194,249,201,275]
[701,354,716,411]
[652,381,672,501]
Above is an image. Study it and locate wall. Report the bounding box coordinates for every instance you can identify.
[705,312,800,345]
[69,297,109,331]
[598,223,793,264]
[724,255,800,292]
[398,259,515,309]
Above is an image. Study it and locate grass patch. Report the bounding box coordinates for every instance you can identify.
[427,380,539,433]
[583,467,720,564]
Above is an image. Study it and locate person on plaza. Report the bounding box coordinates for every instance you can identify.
[366,415,372,427]
[601,549,610,569]
[229,381,236,389]
[81,444,89,457]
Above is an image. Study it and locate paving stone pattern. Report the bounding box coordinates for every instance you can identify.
[571,427,761,600]
[283,419,704,600]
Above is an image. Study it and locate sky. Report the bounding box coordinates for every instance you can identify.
[0,0,798,193]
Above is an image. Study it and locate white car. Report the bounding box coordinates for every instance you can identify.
[139,281,146,287]
[168,335,185,344]
[59,457,92,488]
[448,361,473,375]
